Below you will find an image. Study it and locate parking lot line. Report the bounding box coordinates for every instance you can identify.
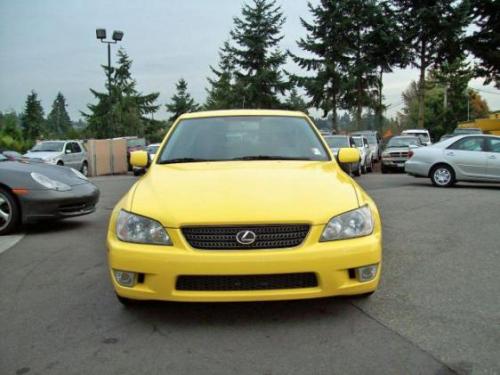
[0,234,24,255]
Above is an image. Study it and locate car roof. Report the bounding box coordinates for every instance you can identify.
[178,109,308,120]
[402,129,429,133]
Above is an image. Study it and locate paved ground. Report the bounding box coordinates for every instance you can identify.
[1,173,499,375]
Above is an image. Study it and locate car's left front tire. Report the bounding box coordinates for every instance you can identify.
[0,187,20,236]
[80,161,88,177]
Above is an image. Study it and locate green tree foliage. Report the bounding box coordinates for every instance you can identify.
[283,88,308,113]
[21,90,45,142]
[229,0,289,109]
[464,0,500,88]
[46,92,72,137]
[205,41,238,110]
[165,78,199,122]
[393,0,471,128]
[84,48,160,139]
[0,111,28,151]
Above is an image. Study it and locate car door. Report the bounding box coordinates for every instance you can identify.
[485,137,500,181]
[445,137,488,179]
[71,142,84,169]
[62,142,74,166]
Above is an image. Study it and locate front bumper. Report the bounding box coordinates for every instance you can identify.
[107,225,382,302]
[381,158,408,169]
[20,182,100,223]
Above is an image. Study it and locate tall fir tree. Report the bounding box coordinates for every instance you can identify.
[205,41,237,110]
[21,90,45,141]
[47,92,72,137]
[166,78,199,122]
[393,0,471,128]
[464,0,500,88]
[283,88,308,113]
[290,1,349,131]
[229,0,289,109]
[84,48,160,139]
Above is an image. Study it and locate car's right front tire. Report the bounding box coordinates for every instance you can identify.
[0,187,20,236]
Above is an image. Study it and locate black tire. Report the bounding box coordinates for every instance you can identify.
[361,162,367,174]
[353,163,361,177]
[116,294,141,306]
[57,161,64,166]
[367,158,373,173]
[80,161,88,177]
[0,187,20,236]
[381,165,388,174]
[430,164,455,187]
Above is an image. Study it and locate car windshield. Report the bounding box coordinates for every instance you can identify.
[352,138,364,147]
[157,116,330,163]
[387,137,420,148]
[404,132,429,142]
[324,136,349,148]
[31,141,65,152]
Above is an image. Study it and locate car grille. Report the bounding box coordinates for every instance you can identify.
[389,152,409,158]
[59,202,95,215]
[176,273,318,291]
[182,224,310,250]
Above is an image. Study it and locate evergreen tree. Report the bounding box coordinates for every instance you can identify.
[229,0,289,109]
[464,0,500,88]
[393,0,471,128]
[290,1,349,131]
[84,48,160,139]
[21,90,45,141]
[283,88,308,113]
[47,92,72,136]
[205,41,238,110]
[166,79,199,122]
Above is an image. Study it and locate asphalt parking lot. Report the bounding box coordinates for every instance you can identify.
[1,173,499,375]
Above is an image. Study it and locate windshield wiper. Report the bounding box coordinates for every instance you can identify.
[230,155,313,161]
[157,158,214,164]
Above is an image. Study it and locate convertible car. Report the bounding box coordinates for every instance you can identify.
[0,153,99,235]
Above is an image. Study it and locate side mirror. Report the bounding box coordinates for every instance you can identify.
[338,148,360,164]
[130,150,149,168]
[65,149,72,154]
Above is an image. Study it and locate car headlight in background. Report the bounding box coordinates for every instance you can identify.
[381,152,390,159]
[71,168,88,180]
[31,172,71,191]
[320,205,374,241]
[116,210,172,245]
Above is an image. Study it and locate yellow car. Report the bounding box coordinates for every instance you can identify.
[107,110,382,305]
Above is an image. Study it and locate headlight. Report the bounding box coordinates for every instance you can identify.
[320,205,374,241]
[71,168,88,180]
[381,152,390,158]
[31,172,71,191]
[116,210,172,245]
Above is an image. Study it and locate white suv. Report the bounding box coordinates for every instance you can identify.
[402,129,432,146]
[24,140,89,176]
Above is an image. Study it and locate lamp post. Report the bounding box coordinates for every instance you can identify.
[96,28,124,136]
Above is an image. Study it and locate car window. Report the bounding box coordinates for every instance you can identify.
[448,137,485,152]
[31,141,65,152]
[158,116,330,162]
[386,137,420,148]
[64,143,73,153]
[72,142,82,153]
[487,138,500,153]
[353,138,363,147]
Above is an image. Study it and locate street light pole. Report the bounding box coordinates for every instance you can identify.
[96,29,124,137]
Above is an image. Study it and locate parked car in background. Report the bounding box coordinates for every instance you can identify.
[122,137,146,171]
[452,127,483,135]
[23,140,89,176]
[146,143,161,161]
[352,135,373,173]
[0,150,23,161]
[401,129,432,146]
[381,136,423,173]
[351,131,382,161]
[0,153,99,235]
[405,135,500,186]
[439,133,456,142]
[324,135,362,176]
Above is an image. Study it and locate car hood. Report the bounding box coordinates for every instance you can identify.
[130,161,360,228]
[0,160,88,187]
[24,151,60,160]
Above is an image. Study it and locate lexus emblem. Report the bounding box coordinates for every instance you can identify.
[235,230,257,245]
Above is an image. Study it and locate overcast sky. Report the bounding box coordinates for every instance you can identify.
[0,0,498,121]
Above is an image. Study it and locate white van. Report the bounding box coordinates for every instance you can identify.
[401,129,432,146]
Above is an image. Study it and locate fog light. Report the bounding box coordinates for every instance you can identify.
[355,265,378,282]
[113,270,137,287]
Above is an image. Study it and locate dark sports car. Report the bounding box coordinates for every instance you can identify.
[0,153,99,235]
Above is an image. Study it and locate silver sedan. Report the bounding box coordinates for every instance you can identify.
[405,134,500,187]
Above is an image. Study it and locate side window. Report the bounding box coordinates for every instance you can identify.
[72,142,82,153]
[350,138,355,148]
[64,143,72,153]
[364,139,369,147]
[488,138,500,153]
[448,137,485,152]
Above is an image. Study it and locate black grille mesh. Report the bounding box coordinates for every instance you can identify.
[182,225,310,250]
[176,273,318,291]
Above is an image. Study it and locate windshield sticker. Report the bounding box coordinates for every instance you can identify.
[312,148,321,155]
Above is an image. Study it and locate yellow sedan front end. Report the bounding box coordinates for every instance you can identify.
[107,110,382,303]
